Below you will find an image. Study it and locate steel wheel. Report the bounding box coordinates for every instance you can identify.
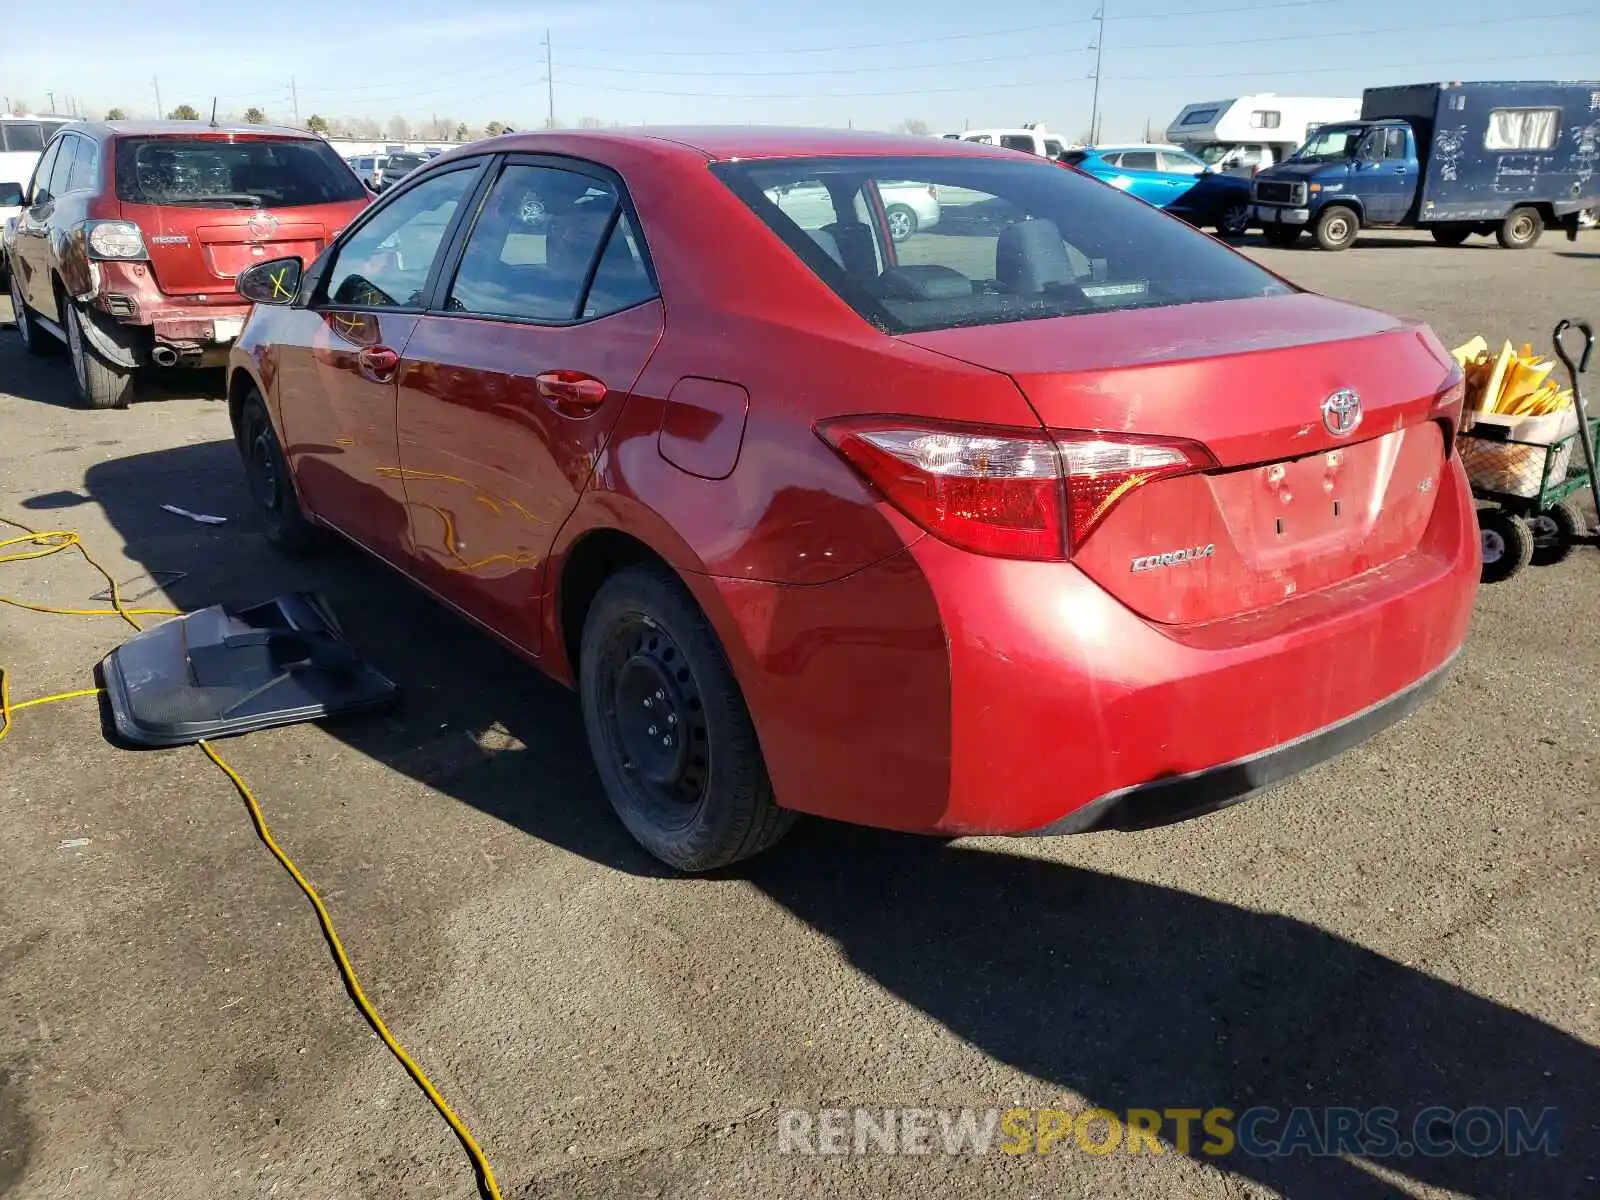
[593,615,712,831]
[1478,508,1534,583]
[241,404,282,517]
[1217,202,1250,238]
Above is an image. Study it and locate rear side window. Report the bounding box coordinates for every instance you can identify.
[1118,151,1160,170]
[448,163,655,322]
[113,137,368,208]
[1484,108,1560,151]
[716,154,1291,335]
[2,123,44,152]
[999,135,1034,153]
[323,168,478,307]
[66,137,100,192]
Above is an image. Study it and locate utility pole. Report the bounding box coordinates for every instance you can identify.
[290,76,300,125]
[47,91,56,115]
[1088,3,1106,144]
[154,76,163,119]
[543,29,555,129]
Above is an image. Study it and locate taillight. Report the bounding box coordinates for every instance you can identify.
[816,417,1213,560]
[84,220,147,261]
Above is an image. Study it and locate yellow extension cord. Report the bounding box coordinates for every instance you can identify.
[0,515,502,1200]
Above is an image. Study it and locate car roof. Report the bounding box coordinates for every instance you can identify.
[484,126,1021,163]
[76,120,327,141]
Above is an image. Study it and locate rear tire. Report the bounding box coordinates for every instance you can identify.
[1430,226,1472,247]
[579,565,795,872]
[1314,205,1360,251]
[9,269,58,356]
[235,389,324,555]
[1478,508,1534,583]
[66,303,134,410]
[1215,201,1251,239]
[1528,499,1583,566]
[1262,225,1301,247]
[1496,206,1542,249]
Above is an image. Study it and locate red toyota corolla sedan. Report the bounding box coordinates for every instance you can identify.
[227,128,1477,871]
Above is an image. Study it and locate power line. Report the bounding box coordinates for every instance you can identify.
[556,0,1340,56]
[542,10,1589,78]
[548,47,1590,99]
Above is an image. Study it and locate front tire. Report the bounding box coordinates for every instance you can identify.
[1478,508,1534,583]
[1262,225,1301,247]
[580,565,795,872]
[66,303,134,410]
[235,389,324,555]
[1314,205,1360,251]
[885,204,918,243]
[1496,206,1542,249]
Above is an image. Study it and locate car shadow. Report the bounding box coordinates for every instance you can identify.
[0,322,224,408]
[1554,250,1600,260]
[66,438,1600,1199]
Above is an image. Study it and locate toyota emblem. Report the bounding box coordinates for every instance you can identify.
[1321,388,1362,437]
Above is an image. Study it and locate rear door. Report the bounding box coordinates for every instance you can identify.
[272,161,488,563]
[395,155,663,654]
[111,134,370,302]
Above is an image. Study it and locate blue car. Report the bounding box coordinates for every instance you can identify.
[1061,144,1253,237]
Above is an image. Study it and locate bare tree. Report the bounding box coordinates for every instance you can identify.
[105,107,127,121]
[900,118,931,137]
[577,116,603,129]
[244,107,266,124]
[386,115,411,141]
[353,117,382,139]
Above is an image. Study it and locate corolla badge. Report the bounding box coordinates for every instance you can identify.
[1321,388,1363,437]
[245,214,280,243]
[1131,544,1215,572]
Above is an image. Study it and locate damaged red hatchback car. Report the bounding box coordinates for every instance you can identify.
[226,128,1477,871]
[7,121,370,408]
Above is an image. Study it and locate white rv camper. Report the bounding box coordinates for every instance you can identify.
[1165,95,1361,177]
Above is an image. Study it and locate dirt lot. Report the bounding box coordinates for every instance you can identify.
[1,230,1597,1200]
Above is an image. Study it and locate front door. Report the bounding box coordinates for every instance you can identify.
[395,158,663,655]
[273,163,485,563]
[12,136,64,316]
[1356,127,1416,225]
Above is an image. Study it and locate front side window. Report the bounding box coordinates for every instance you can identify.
[28,139,61,204]
[322,167,478,308]
[448,164,654,322]
[113,137,368,208]
[1159,150,1206,174]
[999,135,1034,153]
[1294,125,1362,162]
[1043,139,1066,160]
[717,154,1292,335]
[1484,108,1559,152]
[1381,128,1409,160]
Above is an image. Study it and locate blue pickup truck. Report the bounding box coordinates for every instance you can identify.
[1250,80,1600,250]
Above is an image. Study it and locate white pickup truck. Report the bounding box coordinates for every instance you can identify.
[943,124,1071,161]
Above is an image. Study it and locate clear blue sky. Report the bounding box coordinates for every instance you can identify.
[2,0,1597,140]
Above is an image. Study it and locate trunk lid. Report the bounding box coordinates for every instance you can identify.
[130,200,356,298]
[901,293,1459,623]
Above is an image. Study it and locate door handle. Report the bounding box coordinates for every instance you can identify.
[358,345,400,382]
[535,370,608,418]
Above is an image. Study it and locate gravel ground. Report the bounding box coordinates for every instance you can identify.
[0,228,1596,1200]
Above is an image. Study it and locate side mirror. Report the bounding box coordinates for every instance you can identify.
[0,183,24,208]
[237,256,304,306]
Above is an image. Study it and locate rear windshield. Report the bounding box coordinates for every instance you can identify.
[113,137,368,208]
[714,155,1291,335]
[385,154,426,171]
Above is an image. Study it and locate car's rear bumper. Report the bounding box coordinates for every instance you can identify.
[87,261,249,365]
[1021,647,1458,835]
[709,456,1478,838]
